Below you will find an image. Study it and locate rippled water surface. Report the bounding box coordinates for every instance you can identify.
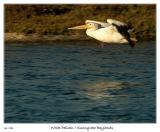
[5,41,156,123]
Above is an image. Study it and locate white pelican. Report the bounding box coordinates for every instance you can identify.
[68,19,137,47]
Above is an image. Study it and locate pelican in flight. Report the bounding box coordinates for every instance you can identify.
[68,19,137,47]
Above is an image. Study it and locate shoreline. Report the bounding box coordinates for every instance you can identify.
[4,33,155,44]
[4,33,92,43]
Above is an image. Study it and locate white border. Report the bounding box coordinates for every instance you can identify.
[2,0,158,4]
[0,2,4,132]
[1,0,159,132]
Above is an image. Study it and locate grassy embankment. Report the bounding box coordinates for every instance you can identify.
[4,5,156,43]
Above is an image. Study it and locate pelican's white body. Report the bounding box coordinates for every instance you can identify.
[86,25,128,43]
[68,19,136,46]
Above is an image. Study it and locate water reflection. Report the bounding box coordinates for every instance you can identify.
[81,80,141,100]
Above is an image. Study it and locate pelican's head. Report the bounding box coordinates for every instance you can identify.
[68,22,98,30]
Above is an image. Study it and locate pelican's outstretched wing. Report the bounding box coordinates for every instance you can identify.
[107,19,127,26]
[85,20,110,28]
[107,19,133,32]
[107,19,135,48]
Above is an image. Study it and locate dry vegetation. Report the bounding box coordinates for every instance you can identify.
[5,4,156,41]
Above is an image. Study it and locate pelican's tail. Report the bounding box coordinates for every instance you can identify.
[129,38,137,48]
[130,37,138,42]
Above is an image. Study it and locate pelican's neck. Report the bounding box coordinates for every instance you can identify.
[86,28,97,38]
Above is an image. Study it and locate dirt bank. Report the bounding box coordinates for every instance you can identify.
[4,33,92,43]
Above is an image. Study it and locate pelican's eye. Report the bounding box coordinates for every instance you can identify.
[87,23,92,26]
[86,23,94,29]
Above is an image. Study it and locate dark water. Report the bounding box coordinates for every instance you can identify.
[5,41,156,123]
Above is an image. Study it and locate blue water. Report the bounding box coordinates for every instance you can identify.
[5,41,156,123]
